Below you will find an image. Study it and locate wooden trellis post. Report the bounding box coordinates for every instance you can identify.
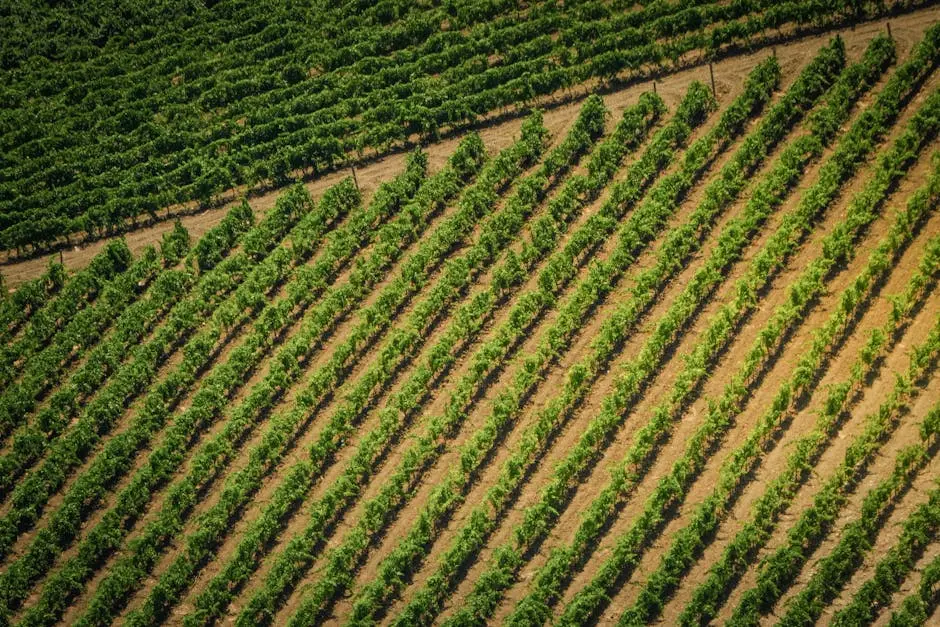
[709,63,716,97]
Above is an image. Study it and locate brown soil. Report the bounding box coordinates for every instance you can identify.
[639,142,940,622]
[701,145,940,622]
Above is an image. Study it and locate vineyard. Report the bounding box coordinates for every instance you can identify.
[0,0,938,254]
[1,2,940,627]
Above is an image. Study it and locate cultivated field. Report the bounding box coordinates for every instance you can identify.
[1,4,939,627]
